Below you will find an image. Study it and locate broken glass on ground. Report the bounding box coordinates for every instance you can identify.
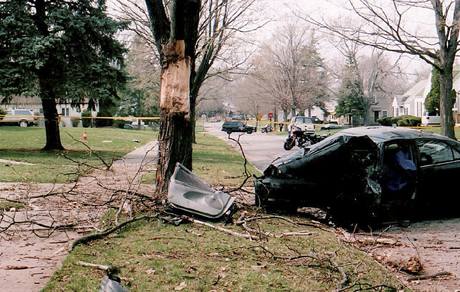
[168,163,235,219]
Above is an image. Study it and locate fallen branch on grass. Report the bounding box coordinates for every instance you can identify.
[182,215,257,240]
[407,271,452,282]
[77,261,111,271]
[71,215,154,250]
[65,132,114,170]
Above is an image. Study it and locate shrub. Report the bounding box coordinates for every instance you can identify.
[71,118,80,127]
[0,108,5,120]
[397,115,421,127]
[95,110,113,127]
[113,119,128,128]
[377,116,398,126]
[81,110,92,128]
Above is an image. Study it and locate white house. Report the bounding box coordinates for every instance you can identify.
[392,79,428,117]
[308,100,338,122]
[392,68,460,125]
[1,96,99,127]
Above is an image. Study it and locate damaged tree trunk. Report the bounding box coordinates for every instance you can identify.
[145,0,200,194]
[156,41,193,194]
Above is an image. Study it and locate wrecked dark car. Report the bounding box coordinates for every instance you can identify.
[255,126,460,224]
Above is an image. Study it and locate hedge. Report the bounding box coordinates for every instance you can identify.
[377,115,421,127]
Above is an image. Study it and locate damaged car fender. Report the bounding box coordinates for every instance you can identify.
[168,163,235,219]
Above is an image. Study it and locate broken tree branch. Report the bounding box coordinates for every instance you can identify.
[71,214,154,250]
[182,215,257,240]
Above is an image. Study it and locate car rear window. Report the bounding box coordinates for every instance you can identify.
[295,117,313,124]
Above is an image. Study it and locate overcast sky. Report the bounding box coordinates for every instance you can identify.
[252,0,443,78]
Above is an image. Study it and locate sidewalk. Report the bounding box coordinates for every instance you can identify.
[0,140,158,291]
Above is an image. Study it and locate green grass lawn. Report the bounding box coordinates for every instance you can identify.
[142,132,260,186]
[44,132,404,291]
[416,125,460,139]
[0,127,157,183]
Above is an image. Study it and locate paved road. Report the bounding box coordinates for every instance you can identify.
[204,122,291,171]
[205,122,460,290]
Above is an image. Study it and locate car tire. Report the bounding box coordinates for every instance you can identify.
[247,129,253,134]
[283,138,295,150]
[19,120,28,128]
[226,130,232,135]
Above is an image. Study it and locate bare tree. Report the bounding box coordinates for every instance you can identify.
[114,0,261,194]
[246,24,329,122]
[301,0,460,138]
[114,0,263,140]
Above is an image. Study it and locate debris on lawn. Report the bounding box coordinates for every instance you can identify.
[77,261,128,292]
[168,163,235,219]
[100,275,128,292]
[407,271,452,282]
[385,255,423,274]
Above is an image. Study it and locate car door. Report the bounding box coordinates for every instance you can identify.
[416,138,460,216]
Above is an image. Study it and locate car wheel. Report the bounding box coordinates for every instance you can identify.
[226,130,232,135]
[247,129,253,134]
[19,120,28,128]
[283,138,295,150]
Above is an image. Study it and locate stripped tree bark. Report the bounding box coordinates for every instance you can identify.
[118,0,262,144]
[145,0,200,194]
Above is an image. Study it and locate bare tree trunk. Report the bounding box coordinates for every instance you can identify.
[190,95,197,143]
[439,67,456,138]
[41,98,64,151]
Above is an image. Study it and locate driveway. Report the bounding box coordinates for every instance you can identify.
[205,122,460,291]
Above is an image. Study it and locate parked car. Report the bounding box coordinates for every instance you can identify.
[320,123,343,130]
[255,126,460,225]
[287,116,315,134]
[124,119,146,129]
[421,114,441,126]
[0,109,38,127]
[311,116,323,124]
[221,121,255,134]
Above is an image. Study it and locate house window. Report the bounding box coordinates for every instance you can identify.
[61,108,65,116]
[66,108,69,116]
[382,111,388,118]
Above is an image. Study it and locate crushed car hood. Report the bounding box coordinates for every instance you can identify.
[267,134,378,177]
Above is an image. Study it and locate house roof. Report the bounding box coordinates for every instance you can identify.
[393,95,408,106]
[403,79,427,98]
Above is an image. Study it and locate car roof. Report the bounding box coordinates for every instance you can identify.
[339,126,453,143]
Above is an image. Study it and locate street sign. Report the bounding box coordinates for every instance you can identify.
[268,112,273,119]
